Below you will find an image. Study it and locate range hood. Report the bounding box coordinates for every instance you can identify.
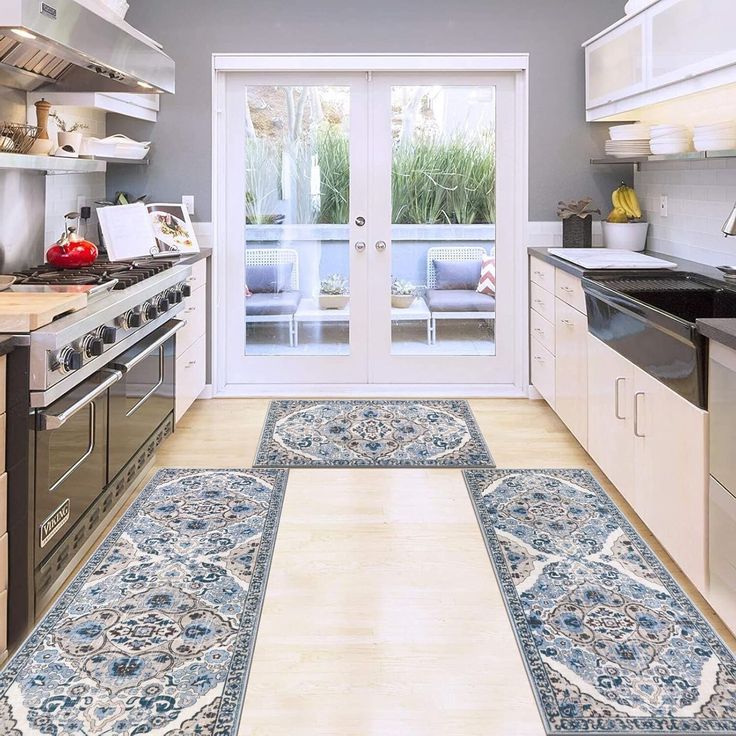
[0,0,174,93]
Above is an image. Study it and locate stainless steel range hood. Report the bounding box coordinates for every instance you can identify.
[0,0,174,93]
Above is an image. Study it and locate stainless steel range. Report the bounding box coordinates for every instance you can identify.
[5,256,195,652]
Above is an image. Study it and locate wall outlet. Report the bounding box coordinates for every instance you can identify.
[77,196,91,214]
[182,195,195,216]
[660,195,668,218]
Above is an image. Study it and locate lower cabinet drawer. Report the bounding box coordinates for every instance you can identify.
[187,259,207,291]
[0,473,6,538]
[530,282,555,324]
[0,590,6,655]
[176,285,207,357]
[176,336,206,423]
[555,269,587,314]
[0,533,6,591]
[530,309,555,355]
[531,337,556,408]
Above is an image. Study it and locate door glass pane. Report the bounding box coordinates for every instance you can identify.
[244,86,351,356]
[390,85,496,356]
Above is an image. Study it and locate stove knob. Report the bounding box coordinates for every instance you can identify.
[167,289,181,305]
[181,283,192,298]
[101,326,117,344]
[127,311,143,329]
[144,302,159,321]
[86,337,105,357]
[59,347,83,373]
[157,296,170,313]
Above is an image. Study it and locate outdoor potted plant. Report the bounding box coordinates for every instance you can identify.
[50,111,88,157]
[391,278,417,308]
[602,183,648,251]
[556,197,600,247]
[319,274,349,310]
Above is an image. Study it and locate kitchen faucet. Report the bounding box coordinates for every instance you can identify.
[724,201,736,236]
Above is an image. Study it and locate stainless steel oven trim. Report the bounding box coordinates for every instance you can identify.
[48,403,96,493]
[125,348,165,418]
[111,320,185,373]
[38,369,122,430]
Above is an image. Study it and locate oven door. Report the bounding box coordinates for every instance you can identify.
[108,319,183,482]
[34,369,122,563]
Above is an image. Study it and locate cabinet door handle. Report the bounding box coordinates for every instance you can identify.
[534,327,544,336]
[634,391,645,438]
[614,377,626,420]
[561,286,574,293]
[560,319,574,326]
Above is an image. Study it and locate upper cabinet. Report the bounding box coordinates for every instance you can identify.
[584,0,736,122]
[586,17,646,110]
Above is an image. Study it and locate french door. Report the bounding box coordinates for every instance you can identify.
[217,59,526,394]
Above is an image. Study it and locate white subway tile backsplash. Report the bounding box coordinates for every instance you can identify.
[635,161,736,266]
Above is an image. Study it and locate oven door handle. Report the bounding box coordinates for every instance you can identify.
[110,320,186,373]
[39,369,123,431]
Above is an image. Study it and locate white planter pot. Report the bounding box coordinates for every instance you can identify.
[56,131,83,157]
[602,221,649,252]
[319,294,349,310]
[391,294,415,309]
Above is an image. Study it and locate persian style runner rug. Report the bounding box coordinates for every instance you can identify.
[464,468,736,735]
[0,468,287,736]
[254,399,494,468]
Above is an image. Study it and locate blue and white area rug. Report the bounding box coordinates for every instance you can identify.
[254,399,494,468]
[464,468,736,734]
[0,468,287,736]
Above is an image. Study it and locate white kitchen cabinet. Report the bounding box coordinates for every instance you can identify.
[586,335,708,591]
[633,366,708,591]
[555,302,588,447]
[175,258,207,422]
[586,16,646,109]
[531,338,556,408]
[649,0,736,88]
[584,0,736,121]
[587,336,636,503]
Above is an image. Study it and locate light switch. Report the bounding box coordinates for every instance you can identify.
[660,195,668,218]
[182,195,195,216]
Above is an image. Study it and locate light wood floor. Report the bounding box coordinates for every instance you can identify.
[140,398,734,733]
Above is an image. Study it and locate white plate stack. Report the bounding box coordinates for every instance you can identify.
[605,123,651,158]
[649,124,692,155]
[693,122,736,152]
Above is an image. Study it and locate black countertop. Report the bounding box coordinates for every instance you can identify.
[0,336,15,357]
[528,246,736,351]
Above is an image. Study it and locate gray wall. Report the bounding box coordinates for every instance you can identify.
[108,0,629,222]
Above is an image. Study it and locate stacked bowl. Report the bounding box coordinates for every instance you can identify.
[605,123,651,158]
[693,122,736,152]
[649,124,692,155]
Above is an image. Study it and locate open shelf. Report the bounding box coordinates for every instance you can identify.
[591,149,736,165]
[0,153,106,174]
[83,157,150,166]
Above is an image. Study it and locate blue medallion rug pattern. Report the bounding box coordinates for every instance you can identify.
[254,399,494,468]
[0,468,287,736]
[464,468,736,734]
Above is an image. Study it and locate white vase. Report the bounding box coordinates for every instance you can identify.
[319,294,349,310]
[602,222,649,252]
[391,294,415,309]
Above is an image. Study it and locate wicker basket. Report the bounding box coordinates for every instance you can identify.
[0,122,40,155]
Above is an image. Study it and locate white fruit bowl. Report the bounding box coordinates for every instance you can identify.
[602,222,649,252]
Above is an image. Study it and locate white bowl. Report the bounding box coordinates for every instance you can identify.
[602,222,649,251]
[694,138,736,152]
[650,142,692,155]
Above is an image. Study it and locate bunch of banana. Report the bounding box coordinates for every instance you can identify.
[611,183,641,220]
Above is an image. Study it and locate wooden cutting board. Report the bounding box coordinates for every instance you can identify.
[0,292,88,332]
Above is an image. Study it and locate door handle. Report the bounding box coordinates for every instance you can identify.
[354,241,366,252]
[111,320,185,373]
[614,377,626,419]
[634,391,646,438]
[375,241,387,252]
[39,369,122,430]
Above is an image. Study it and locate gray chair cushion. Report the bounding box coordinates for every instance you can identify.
[246,290,301,316]
[425,289,496,313]
[247,263,293,293]
[433,259,482,290]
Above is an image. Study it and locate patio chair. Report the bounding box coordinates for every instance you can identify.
[425,246,495,345]
[245,248,301,347]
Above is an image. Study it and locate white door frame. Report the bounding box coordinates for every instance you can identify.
[212,54,530,398]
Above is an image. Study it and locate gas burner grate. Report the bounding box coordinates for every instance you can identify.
[13,258,176,290]
[598,277,717,294]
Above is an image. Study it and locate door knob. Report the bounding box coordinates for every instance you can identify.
[355,241,366,252]
[375,240,387,251]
